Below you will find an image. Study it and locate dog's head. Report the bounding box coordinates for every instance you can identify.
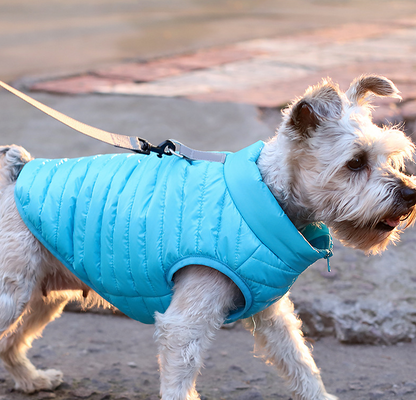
[276,75,416,254]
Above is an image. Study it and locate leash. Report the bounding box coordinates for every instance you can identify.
[0,80,226,163]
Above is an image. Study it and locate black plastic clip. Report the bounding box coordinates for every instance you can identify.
[155,140,177,158]
[133,138,176,158]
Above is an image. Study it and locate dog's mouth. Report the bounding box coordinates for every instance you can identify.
[376,210,413,232]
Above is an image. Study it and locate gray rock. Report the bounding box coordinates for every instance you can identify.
[291,228,416,344]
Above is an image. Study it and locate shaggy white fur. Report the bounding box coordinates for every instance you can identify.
[0,75,415,400]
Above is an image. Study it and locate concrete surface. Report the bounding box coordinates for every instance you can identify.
[1,312,416,400]
[2,1,416,398]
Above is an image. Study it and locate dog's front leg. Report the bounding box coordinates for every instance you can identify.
[155,265,239,400]
[246,295,337,400]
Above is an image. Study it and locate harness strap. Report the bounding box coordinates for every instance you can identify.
[0,80,226,163]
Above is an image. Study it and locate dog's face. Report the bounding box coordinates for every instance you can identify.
[281,75,416,254]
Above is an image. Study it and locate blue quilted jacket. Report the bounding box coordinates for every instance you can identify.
[14,141,332,324]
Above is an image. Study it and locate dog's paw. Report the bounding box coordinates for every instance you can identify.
[15,368,63,393]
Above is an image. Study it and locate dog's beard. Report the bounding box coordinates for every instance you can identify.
[329,207,416,255]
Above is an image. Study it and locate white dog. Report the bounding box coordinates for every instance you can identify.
[0,75,415,400]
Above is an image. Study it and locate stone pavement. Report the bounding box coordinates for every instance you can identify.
[2,313,416,400]
[27,20,416,117]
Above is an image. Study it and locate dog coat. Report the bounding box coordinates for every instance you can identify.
[14,141,333,324]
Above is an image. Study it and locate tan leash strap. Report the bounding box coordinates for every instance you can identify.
[0,80,226,162]
[0,80,149,152]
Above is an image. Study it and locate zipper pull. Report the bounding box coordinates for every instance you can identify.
[324,251,331,273]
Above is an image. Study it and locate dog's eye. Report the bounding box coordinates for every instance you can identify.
[347,154,367,171]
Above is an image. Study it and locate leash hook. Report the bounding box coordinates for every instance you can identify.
[155,140,176,158]
[132,139,176,158]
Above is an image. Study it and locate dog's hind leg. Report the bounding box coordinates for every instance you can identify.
[0,184,45,338]
[0,190,43,339]
[0,181,65,393]
[246,295,337,400]
[154,265,240,400]
[0,292,68,393]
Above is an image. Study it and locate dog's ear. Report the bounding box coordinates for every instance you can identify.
[346,75,401,106]
[288,79,343,138]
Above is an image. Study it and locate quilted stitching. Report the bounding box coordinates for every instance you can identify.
[14,142,332,324]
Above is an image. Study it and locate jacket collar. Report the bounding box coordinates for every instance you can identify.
[224,141,333,273]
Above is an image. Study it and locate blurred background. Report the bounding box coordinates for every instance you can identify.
[2,1,416,399]
[2,0,415,82]
[2,0,416,157]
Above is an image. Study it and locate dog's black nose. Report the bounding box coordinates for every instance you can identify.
[400,187,416,206]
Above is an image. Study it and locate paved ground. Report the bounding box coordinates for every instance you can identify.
[2,0,416,399]
[1,313,416,400]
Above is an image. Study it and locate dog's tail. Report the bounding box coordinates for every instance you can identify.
[0,145,32,184]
